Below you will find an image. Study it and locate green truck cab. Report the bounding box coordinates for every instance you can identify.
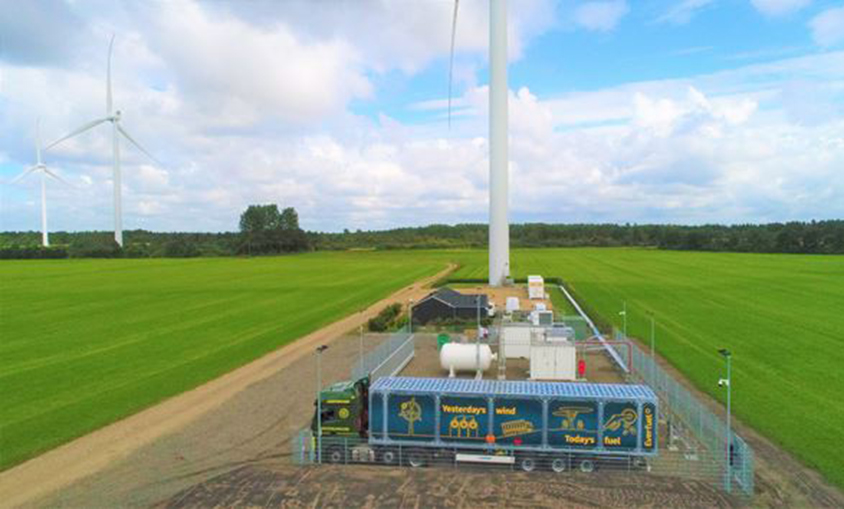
[311,377,369,438]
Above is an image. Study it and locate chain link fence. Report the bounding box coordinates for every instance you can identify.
[296,288,754,502]
[351,330,414,382]
[626,338,754,497]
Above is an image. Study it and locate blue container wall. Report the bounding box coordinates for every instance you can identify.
[370,389,657,455]
[386,393,436,441]
[547,399,599,449]
[493,397,543,446]
[439,396,488,444]
[602,401,639,450]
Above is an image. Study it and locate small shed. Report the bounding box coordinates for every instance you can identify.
[412,287,490,325]
[528,275,545,300]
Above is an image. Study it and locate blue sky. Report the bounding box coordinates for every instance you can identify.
[1,0,843,233]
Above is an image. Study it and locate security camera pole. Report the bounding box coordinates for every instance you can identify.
[316,344,329,463]
[718,348,732,493]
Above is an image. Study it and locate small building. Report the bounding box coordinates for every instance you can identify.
[528,275,545,300]
[412,287,489,325]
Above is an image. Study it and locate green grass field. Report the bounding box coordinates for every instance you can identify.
[2,248,842,489]
[0,252,448,470]
[451,248,844,488]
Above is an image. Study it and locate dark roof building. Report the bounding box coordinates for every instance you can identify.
[411,287,489,324]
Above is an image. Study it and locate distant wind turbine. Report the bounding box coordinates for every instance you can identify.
[11,119,70,247]
[45,35,159,248]
[449,0,510,286]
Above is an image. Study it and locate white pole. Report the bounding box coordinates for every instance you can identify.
[488,0,509,287]
[112,120,123,247]
[726,354,732,493]
[40,171,48,247]
[622,301,628,338]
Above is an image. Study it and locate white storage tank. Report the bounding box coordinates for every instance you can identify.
[528,275,545,300]
[440,343,497,377]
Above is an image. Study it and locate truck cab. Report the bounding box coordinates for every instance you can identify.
[311,377,369,438]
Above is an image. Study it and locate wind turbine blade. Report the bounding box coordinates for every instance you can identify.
[117,124,160,165]
[44,118,109,150]
[10,166,38,184]
[107,34,115,114]
[448,0,460,129]
[43,167,73,187]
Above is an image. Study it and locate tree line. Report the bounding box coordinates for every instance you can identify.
[0,204,311,259]
[2,218,842,259]
[313,221,844,254]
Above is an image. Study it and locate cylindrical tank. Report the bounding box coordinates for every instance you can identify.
[440,343,497,375]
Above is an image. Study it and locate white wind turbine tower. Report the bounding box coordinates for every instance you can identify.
[11,119,71,247]
[450,0,510,286]
[46,35,159,248]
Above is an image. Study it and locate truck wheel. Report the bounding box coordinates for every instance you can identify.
[551,457,568,473]
[518,455,537,473]
[579,458,595,473]
[325,445,345,464]
[407,449,427,468]
[380,449,397,465]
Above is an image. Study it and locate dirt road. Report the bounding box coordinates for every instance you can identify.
[0,264,455,508]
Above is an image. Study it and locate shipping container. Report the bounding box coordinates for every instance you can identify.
[369,377,657,457]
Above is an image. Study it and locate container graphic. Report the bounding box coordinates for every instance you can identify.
[642,402,656,451]
[602,402,638,450]
[493,397,542,446]
[439,396,488,443]
[547,400,598,449]
[387,394,435,441]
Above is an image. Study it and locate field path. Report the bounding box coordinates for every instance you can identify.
[0,263,455,508]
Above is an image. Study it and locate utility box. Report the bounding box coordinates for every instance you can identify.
[530,340,576,381]
[505,297,520,313]
[530,310,554,326]
[528,275,544,300]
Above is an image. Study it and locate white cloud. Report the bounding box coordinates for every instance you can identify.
[2,1,844,233]
[750,0,811,17]
[657,0,716,25]
[145,1,372,125]
[573,1,630,32]
[810,6,844,47]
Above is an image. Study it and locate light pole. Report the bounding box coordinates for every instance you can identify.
[408,299,414,334]
[359,325,364,373]
[476,294,482,380]
[619,301,627,339]
[650,315,656,384]
[718,348,732,493]
[316,344,329,463]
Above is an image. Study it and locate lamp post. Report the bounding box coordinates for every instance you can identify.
[619,301,627,339]
[408,299,414,334]
[315,344,329,463]
[718,348,732,493]
[476,294,482,380]
[650,315,656,384]
[359,325,364,373]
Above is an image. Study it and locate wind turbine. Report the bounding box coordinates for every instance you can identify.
[45,35,158,248]
[449,0,510,286]
[11,119,70,247]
